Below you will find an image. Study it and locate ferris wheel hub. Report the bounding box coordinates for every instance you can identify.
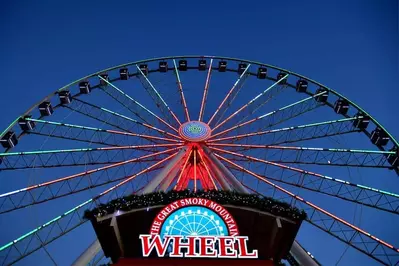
[178,121,211,142]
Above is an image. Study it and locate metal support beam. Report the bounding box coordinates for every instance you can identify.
[159,163,183,191]
[206,158,232,190]
[71,239,102,266]
[141,147,187,194]
[203,146,317,265]
[110,215,124,257]
[202,145,248,193]
[290,241,320,266]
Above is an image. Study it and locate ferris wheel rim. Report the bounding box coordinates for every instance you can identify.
[1,55,397,149]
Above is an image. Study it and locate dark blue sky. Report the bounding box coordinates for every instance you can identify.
[0,1,398,265]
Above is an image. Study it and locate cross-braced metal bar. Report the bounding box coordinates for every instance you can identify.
[0,147,180,214]
[0,152,178,266]
[211,147,399,214]
[67,98,181,139]
[0,143,180,170]
[209,143,395,169]
[198,58,213,122]
[207,117,359,145]
[136,65,182,127]
[98,76,179,133]
[173,59,191,122]
[209,91,327,139]
[208,64,251,127]
[212,73,289,132]
[216,153,399,266]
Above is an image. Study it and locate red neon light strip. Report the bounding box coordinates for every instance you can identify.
[211,75,288,132]
[194,150,197,192]
[209,146,326,178]
[207,65,249,126]
[141,122,182,140]
[197,164,208,190]
[209,146,399,197]
[209,117,258,139]
[212,104,248,132]
[155,116,180,134]
[22,147,181,193]
[107,129,182,143]
[214,153,397,251]
[158,152,185,191]
[177,165,192,191]
[206,126,292,143]
[197,148,218,190]
[174,148,192,190]
[100,143,182,150]
[98,152,178,198]
[177,80,190,122]
[199,59,213,121]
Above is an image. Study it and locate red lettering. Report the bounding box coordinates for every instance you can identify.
[184,199,193,205]
[139,235,171,257]
[169,236,197,257]
[218,237,237,258]
[198,236,217,257]
[236,236,258,258]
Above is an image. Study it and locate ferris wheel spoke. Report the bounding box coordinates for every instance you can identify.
[0,148,180,214]
[209,144,394,169]
[212,74,289,132]
[208,117,359,145]
[207,64,251,127]
[174,148,193,191]
[0,153,173,266]
[26,118,180,148]
[69,98,181,140]
[136,65,182,126]
[173,59,191,122]
[198,59,213,121]
[215,154,399,265]
[66,98,133,133]
[0,144,180,170]
[213,147,399,214]
[209,91,327,140]
[98,76,179,133]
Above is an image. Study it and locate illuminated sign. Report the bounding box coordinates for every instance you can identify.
[139,198,258,258]
[178,121,211,142]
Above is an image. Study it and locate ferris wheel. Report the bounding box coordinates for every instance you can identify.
[0,56,398,265]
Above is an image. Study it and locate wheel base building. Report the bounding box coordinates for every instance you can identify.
[86,191,305,265]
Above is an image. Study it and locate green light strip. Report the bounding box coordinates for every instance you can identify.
[136,65,170,108]
[27,118,103,131]
[172,59,183,84]
[259,91,325,119]
[249,74,289,104]
[99,107,138,123]
[327,148,395,154]
[0,116,21,138]
[0,199,92,252]
[296,117,356,129]
[98,76,158,118]
[357,185,399,198]
[0,147,93,156]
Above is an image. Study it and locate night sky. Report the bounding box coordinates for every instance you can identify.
[0,1,398,265]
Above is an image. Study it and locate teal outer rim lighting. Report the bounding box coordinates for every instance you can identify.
[1,56,397,147]
[0,199,93,252]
